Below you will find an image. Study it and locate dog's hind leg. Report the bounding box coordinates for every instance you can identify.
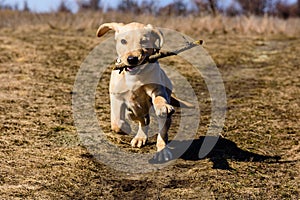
[110,95,131,134]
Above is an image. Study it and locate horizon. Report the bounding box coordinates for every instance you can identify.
[1,0,298,13]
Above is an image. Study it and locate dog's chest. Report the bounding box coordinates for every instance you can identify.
[126,88,151,113]
[110,72,152,115]
[109,63,171,93]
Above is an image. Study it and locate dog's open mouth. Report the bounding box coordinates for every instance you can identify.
[125,65,138,71]
[124,54,148,72]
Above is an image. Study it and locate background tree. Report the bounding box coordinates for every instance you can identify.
[23,0,30,12]
[275,0,298,18]
[57,0,71,13]
[77,0,101,11]
[158,0,188,16]
[140,0,159,15]
[223,2,242,16]
[117,0,141,14]
[0,0,13,10]
[298,0,300,16]
[172,0,188,15]
[208,0,217,16]
[237,0,267,15]
[192,0,219,16]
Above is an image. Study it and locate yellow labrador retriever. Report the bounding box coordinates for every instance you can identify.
[97,22,191,162]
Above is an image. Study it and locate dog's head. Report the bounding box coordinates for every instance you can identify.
[97,22,164,69]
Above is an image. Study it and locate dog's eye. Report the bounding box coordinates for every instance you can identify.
[121,39,127,45]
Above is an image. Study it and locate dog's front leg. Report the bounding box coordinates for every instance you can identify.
[110,94,131,134]
[151,89,174,162]
[153,96,174,117]
[155,115,173,161]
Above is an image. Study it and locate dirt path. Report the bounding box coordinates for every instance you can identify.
[0,24,299,199]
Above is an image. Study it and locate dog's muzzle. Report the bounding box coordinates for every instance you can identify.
[127,56,139,66]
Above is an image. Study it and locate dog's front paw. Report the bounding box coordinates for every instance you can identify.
[155,103,175,117]
[149,147,173,163]
[131,136,147,148]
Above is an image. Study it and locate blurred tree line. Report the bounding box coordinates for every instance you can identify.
[1,0,299,18]
[61,0,300,18]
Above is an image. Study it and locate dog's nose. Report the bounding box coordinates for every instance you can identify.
[127,56,139,65]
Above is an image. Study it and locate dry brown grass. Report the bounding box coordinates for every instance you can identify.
[0,10,299,199]
[1,10,300,37]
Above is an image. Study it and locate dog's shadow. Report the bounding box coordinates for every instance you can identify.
[168,136,281,170]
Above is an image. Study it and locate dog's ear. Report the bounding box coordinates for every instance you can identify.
[152,29,164,49]
[146,24,164,49]
[96,22,124,37]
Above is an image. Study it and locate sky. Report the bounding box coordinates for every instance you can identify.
[2,0,298,13]
[2,0,173,12]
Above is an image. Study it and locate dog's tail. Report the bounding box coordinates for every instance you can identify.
[170,94,195,108]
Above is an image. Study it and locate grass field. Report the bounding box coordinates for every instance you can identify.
[0,11,299,199]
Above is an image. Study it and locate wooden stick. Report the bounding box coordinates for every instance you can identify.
[113,40,203,72]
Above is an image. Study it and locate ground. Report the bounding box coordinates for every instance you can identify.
[0,12,299,199]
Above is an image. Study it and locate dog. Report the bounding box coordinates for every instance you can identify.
[97,22,193,162]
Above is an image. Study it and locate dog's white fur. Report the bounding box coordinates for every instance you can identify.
[97,22,176,161]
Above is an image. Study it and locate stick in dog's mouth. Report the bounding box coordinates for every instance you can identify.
[113,39,204,74]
